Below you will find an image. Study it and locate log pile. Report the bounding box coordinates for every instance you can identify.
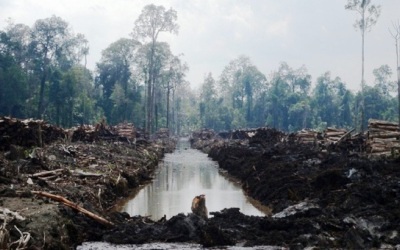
[367,119,400,156]
[115,123,136,141]
[295,129,319,145]
[71,122,135,143]
[0,116,65,151]
[324,127,350,145]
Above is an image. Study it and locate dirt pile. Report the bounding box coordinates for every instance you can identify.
[190,126,400,248]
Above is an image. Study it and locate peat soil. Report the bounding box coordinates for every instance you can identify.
[2,119,400,249]
[189,128,400,249]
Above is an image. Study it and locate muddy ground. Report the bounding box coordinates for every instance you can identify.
[1,120,400,249]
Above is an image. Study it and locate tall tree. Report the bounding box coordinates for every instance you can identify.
[373,65,395,96]
[132,4,179,135]
[30,15,86,119]
[96,38,139,123]
[219,56,266,128]
[345,0,381,131]
[0,32,27,117]
[389,21,400,126]
[162,55,188,131]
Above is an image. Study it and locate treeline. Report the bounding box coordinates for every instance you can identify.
[197,56,398,132]
[0,5,192,135]
[0,5,398,134]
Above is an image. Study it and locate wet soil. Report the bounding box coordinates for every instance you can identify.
[2,122,400,249]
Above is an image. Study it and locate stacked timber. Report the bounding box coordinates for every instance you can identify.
[0,116,65,150]
[115,123,136,141]
[295,129,319,145]
[71,122,137,142]
[324,127,349,145]
[368,119,400,156]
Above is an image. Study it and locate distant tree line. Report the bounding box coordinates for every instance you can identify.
[0,4,398,134]
[197,57,398,132]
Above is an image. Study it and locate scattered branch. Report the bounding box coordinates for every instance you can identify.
[31,191,114,227]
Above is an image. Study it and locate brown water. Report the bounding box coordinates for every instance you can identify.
[121,138,268,220]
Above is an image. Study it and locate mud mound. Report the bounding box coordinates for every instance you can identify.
[190,128,400,248]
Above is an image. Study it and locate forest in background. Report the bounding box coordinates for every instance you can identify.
[0,3,399,135]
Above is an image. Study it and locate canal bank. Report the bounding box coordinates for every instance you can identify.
[190,128,400,249]
[120,138,268,220]
[0,117,178,249]
[3,119,400,249]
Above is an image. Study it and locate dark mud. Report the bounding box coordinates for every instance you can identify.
[190,128,400,249]
[2,120,400,249]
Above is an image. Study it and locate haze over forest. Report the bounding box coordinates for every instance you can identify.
[0,0,399,135]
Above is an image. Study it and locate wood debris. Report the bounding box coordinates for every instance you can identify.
[367,119,400,156]
[31,191,114,227]
[295,129,319,145]
[0,116,65,150]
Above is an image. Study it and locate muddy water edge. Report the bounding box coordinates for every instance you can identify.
[119,137,269,220]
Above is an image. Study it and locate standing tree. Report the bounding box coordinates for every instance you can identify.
[162,55,188,131]
[345,0,381,131]
[30,15,86,119]
[218,56,266,128]
[132,4,179,135]
[96,38,139,123]
[389,21,400,127]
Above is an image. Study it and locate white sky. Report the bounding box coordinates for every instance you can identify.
[0,0,399,92]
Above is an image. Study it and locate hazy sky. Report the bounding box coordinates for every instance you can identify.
[0,0,399,91]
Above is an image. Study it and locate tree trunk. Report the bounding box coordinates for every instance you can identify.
[155,104,158,131]
[167,87,170,129]
[396,36,400,129]
[360,16,365,132]
[146,75,152,136]
[37,73,46,119]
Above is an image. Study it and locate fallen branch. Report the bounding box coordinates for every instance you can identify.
[31,191,114,227]
[70,169,103,178]
[32,169,65,178]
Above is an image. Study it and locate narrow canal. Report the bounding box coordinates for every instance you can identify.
[78,138,272,249]
[121,137,267,220]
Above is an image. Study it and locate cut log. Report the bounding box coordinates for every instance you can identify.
[371,137,398,143]
[369,126,400,132]
[326,127,347,132]
[31,191,114,227]
[368,119,399,127]
[370,146,389,153]
[369,132,400,139]
[325,131,347,137]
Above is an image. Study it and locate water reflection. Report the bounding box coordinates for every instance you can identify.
[122,138,266,220]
